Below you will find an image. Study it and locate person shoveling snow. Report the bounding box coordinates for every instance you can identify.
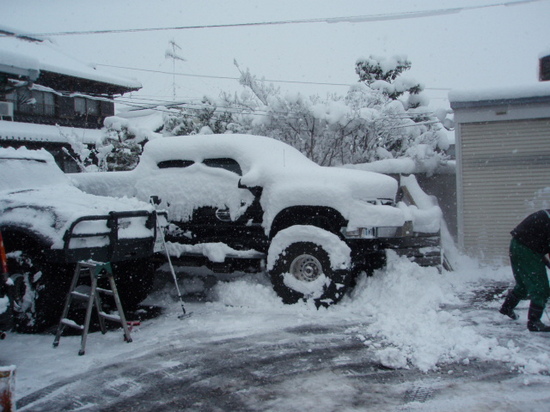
[499,209,550,332]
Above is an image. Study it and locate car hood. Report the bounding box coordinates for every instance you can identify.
[245,165,401,231]
[0,185,154,248]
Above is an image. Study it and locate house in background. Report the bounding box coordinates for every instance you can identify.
[450,52,550,264]
[0,26,141,171]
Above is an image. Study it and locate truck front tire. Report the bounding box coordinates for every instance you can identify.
[267,226,353,307]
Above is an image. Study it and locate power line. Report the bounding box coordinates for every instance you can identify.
[97,63,452,91]
[2,0,543,38]
[114,95,444,123]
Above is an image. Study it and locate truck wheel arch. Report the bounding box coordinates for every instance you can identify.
[269,206,347,240]
[0,228,52,254]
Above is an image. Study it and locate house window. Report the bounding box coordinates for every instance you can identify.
[17,88,34,113]
[74,97,86,114]
[32,91,55,115]
[43,92,55,115]
[11,89,55,115]
[87,99,99,115]
[74,97,100,116]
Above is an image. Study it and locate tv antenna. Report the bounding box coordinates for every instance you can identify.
[165,40,186,100]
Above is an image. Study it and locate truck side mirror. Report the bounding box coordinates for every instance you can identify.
[149,195,161,206]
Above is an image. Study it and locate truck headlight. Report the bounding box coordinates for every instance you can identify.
[341,226,398,239]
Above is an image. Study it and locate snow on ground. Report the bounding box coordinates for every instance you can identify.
[3,253,550,410]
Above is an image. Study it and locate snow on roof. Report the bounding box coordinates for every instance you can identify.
[0,48,40,79]
[115,107,165,132]
[0,26,141,90]
[0,120,103,145]
[449,81,550,107]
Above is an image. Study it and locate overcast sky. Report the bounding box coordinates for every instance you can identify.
[2,0,550,110]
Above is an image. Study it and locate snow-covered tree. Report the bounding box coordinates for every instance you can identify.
[62,116,154,172]
[350,55,448,165]
[224,60,449,170]
[162,97,235,136]
[98,117,145,171]
[355,55,423,104]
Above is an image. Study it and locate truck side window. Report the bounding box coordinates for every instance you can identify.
[203,158,242,176]
[157,160,194,169]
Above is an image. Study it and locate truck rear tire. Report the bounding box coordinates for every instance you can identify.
[7,247,70,333]
[267,226,353,307]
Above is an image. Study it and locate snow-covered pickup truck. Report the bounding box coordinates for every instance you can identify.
[0,147,160,332]
[71,134,442,307]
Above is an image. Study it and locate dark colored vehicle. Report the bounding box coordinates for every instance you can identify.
[72,134,442,307]
[0,147,160,332]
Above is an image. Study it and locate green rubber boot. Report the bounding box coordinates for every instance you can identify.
[527,303,550,332]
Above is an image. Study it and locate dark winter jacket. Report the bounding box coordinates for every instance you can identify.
[511,209,550,255]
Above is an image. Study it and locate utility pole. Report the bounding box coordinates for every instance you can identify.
[165,40,186,101]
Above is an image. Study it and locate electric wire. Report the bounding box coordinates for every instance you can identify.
[1,0,543,38]
[113,94,443,127]
[95,63,452,91]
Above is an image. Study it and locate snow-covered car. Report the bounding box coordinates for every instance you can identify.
[71,134,442,306]
[0,147,160,332]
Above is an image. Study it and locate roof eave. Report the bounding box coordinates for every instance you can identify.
[37,70,141,96]
[450,94,550,110]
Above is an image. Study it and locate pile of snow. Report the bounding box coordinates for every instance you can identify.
[398,174,443,233]
[4,251,550,405]
[343,253,499,371]
[208,252,540,373]
[167,241,262,263]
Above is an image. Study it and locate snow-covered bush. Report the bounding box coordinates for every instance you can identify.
[162,97,235,137]
[216,56,450,169]
[61,116,156,172]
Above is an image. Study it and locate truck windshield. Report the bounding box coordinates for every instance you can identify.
[0,157,70,191]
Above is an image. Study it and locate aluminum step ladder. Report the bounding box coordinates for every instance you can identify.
[53,260,132,355]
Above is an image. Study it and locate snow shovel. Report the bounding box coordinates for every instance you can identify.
[150,197,192,319]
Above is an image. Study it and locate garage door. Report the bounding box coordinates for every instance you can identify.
[460,118,550,263]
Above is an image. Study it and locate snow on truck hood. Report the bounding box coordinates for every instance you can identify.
[0,147,154,247]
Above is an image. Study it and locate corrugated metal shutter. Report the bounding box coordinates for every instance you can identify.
[460,118,550,264]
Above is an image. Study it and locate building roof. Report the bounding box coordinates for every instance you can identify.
[0,26,141,95]
[0,120,103,145]
[449,82,550,109]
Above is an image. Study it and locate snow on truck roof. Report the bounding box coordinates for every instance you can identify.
[140,134,317,173]
[145,134,315,165]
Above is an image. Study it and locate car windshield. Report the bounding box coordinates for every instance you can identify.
[0,156,70,191]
